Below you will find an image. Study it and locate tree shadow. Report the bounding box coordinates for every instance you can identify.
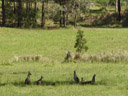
[11,72,27,75]
[94,80,107,86]
[0,83,6,87]
[80,24,123,28]
[0,80,107,87]
[2,80,76,87]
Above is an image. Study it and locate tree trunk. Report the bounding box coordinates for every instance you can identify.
[41,1,45,28]
[74,14,77,27]
[34,0,37,11]
[63,5,66,27]
[28,0,31,10]
[59,11,63,27]
[2,0,5,26]
[59,2,63,27]
[46,0,49,20]
[74,2,78,27]
[127,0,128,10]
[17,0,22,27]
[13,1,16,14]
[66,13,69,25]
[118,0,121,21]
[26,0,29,11]
[30,1,32,9]
[115,0,118,12]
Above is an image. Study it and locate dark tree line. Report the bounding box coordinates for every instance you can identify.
[2,0,5,26]
[0,0,127,28]
[1,0,87,28]
[1,0,39,27]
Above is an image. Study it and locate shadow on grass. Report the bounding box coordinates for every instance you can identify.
[0,83,6,87]
[80,24,123,28]
[95,80,107,86]
[0,80,75,87]
[12,72,27,75]
[0,80,107,87]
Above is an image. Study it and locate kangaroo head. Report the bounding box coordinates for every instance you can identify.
[28,72,32,76]
[81,77,84,81]
[74,70,76,74]
[41,76,43,79]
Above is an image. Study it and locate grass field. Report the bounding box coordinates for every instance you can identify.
[0,27,128,96]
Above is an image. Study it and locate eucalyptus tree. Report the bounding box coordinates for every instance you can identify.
[54,0,71,27]
[118,0,121,21]
[40,0,48,28]
[127,0,128,10]
[115,0,118,12]
[70,0,89,27]
[17,0,22,27]
[2,0,5,26]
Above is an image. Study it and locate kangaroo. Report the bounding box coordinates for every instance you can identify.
[25,72,32,85]
[91,74,96,84]
[67,51,72,59]
[85,74,96,84]
[81,77,85,85]
[37,76,43,85]
[74,70,79,83]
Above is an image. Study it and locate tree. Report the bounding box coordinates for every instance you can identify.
[118,0,121,21]
[13,0,16,14]
[41,0,45,28]
[2,0,5,26]
[74,30,88,53]
[127,0,128,10]
[34,0,37,11]
[17,0,22,27]
[54,0,71,27]
[115,0,118,12]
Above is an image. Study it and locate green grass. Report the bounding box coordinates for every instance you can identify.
[0,27,128,96]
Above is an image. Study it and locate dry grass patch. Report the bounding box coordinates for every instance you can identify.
[9,55,50,63]
[82,50,128,63]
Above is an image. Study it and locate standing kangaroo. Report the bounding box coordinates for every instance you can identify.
[25,72,32,85]
[91,74,96,84]
[74,70,79,83]
[37,76,43,85]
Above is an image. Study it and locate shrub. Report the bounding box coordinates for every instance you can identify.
[122,10,128,27]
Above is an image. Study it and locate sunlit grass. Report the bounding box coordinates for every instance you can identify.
[0,27,128,96]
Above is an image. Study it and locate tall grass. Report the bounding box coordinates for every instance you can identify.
[82,50,128,63]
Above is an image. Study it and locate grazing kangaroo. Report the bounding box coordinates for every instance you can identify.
[74,70,79,83]
[37,76,43,85]
[85,74,96,84]
[25,72,32,85]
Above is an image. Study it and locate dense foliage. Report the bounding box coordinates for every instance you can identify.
[74,30,88,53]
[0,0,128,28]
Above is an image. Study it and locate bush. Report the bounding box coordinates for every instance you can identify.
[122,10,128,27]
[92,13,121,27]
